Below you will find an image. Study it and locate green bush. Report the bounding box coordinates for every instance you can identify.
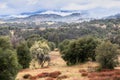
[0,36,12,50]
[61,36,99,65]
[0,36,21,80]
[48,42,56,51]
[0,49,21,80]
[26,34,45,48]
[95,41,119,69]
[17,41,31,69]
[30,41,50,68]
[30,41,50,56]
[59,39,71,53]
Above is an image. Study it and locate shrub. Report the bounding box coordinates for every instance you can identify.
[30,41,50,56]
[30,41,50,68]
[48,42,56,51]
[17,41,31,69]
[61,36,100,65]
[26,34,45,48]
[0,36,21,80]
[0,36,12,49]
[0,49,21,80]
[59,39,71,52]
[95,41,119,69]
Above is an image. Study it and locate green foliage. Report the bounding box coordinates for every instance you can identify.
[0,36,12,50]
[95,41,119,69]
[0,27,10,36]
[59,39,71,52]
[30,41,50,58]
[0,48,21,80]
[61,36,99,65]
[110,35,120,46]
[30,41,50,68]
[48,42,56,51]
[17,41,31,69]
[26,34,45,48]
[0,36,21,80]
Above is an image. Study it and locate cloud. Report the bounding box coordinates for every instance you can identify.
[40,10,72,16]
[61,0,120,10]
[27,0,40,5]
[0,0,120,17]
[61,3,97,10]
[0,2,7,9]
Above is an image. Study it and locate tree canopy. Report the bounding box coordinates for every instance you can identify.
[96,41,120,69]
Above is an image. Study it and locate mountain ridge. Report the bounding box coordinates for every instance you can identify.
[4,11,89,23]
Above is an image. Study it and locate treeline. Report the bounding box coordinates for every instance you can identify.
[15,25,107,46]
[59,36,120,69]
[12,18,119,46]
[0,18,120,46]
[0,21,66,30]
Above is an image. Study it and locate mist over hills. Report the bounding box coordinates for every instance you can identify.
[0,10,93,23]
[0,10,120,23]
[106,14,120,19]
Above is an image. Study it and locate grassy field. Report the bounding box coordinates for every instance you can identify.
[16,51,101,80]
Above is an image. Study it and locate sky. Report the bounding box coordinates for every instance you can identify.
[0,0,120,17]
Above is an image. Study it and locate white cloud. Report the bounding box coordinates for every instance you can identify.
[61,0,120,10]
[27,0,40,5]
[0,2,7,9]
[40,10,72,16]
[0,0,120,17]
[61,3,97,10]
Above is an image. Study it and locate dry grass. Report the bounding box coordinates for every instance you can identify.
[16,51,99,80]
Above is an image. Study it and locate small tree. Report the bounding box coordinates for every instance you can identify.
[61,36,99,65]
[0,49,21,80]
[95,41,119,69]
[17,41,31,69]
[30,41,50,68]
[30,41,50,56]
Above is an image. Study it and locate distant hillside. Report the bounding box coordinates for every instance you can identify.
[5,13,87,23]
[0,9,90,23]
[107,14,120,19]
[1,10,120,23]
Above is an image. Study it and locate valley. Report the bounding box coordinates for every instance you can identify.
[0,1,120,80]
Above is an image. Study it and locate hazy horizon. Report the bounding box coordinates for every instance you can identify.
[0,0,120,18]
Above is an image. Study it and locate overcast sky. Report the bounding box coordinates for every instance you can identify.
[0,0,120,17]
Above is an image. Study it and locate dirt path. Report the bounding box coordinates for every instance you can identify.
[16,51,97,80]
